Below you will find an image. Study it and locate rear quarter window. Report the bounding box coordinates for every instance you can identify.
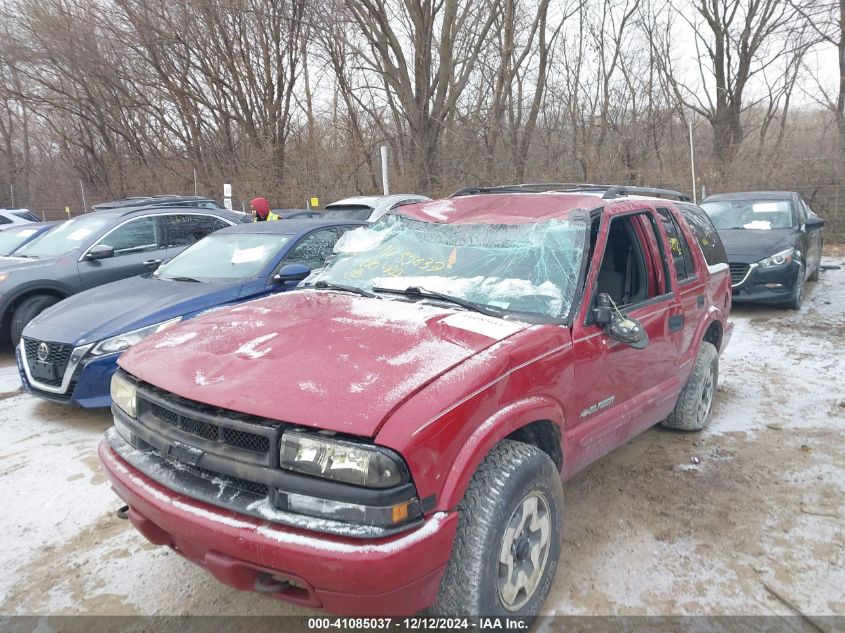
[679,205,728,266]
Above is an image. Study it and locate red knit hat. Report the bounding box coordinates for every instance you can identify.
[251,197,270,219]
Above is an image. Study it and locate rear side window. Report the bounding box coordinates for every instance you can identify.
[0,216,11,225]
[679,205,728,266]
[164,214,230,247]
[657,208,695,281]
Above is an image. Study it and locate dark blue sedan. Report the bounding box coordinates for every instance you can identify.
[17,219,362,407]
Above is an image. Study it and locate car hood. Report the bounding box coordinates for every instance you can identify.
[25,275,245,345]
[718,229,795,260]
[120,290,530,436]
[0,254,64,272]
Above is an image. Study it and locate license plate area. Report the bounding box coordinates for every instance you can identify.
[31,360,57,381]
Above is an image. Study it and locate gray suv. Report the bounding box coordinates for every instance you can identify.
[0,206,244,344]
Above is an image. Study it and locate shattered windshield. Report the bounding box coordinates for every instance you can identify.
[310,214,587,319]
[701,200,794,230]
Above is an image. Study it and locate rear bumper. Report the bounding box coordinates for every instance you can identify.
[98,439,458,615]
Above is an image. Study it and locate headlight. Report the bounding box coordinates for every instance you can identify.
[110,373,137,417]
[280,431,406,488]
[758,248,795,267]
[90,317,182,355]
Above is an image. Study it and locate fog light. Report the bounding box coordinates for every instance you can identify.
[765,283,784,289]
[281,491,422,527]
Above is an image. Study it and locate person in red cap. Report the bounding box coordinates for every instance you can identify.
[250,197,278,222]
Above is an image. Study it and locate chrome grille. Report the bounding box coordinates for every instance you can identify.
[22,338,73,388]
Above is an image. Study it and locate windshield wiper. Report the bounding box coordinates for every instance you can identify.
[313,280,377,298]
[162,276,203,282]
[372,285,504,318]
[15,254,40,259]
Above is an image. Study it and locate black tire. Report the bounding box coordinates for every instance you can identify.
[661,341,718,431]
[785,266,805,310]
[11,295,60,345]
[431,440,563,619]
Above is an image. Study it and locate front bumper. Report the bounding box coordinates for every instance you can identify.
[731,260,801,304]
[17,344,116,408]
[98,437,458,615]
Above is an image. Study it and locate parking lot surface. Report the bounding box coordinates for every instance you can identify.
[1,259,843,616]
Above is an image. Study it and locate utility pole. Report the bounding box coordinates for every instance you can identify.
[688,116,697,203]
[80,180,88,212]
[381,145,390,196]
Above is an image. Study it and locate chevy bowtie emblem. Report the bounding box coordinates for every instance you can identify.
[37,342,50,362]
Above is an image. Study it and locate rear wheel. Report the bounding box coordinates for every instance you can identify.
[11,295,60,345]
[662,341,718,431]
[431,440,563,619]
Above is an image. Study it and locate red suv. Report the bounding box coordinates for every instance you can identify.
[99,185,733,617]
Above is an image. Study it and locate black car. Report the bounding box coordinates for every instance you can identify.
[0,206,243,344]
[700,191,824,309]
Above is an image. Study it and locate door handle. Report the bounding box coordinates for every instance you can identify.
[696,295,705,309]
[143,259,162,266]
[668,314,684,332]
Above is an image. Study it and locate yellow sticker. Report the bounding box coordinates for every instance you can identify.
[310,197,319,207]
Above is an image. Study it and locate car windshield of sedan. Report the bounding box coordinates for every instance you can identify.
[310,214,588,319]
[15,216,111,258]
[701,200,794,230]
[155,232,290,281]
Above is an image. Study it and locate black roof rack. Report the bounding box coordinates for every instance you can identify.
[451,183,690,202]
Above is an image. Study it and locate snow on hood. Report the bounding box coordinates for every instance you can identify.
[121,290,529,436]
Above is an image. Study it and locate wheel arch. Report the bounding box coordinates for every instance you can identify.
[437,396,564,511]
[2,285,73,327]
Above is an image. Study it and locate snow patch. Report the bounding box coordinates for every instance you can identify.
[234,332,277,359]
[349,373,378,394]
[153,331,198,349]
[194,370,225,387]
[418,199,455,221]
[298,380,325,395]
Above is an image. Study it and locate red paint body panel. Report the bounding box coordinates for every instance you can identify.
[105,192,734,614]
[120,291,528,436]
[403,193,601,224]
[99,440,458,615]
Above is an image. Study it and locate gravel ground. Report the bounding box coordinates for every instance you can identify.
[0,258,843,617]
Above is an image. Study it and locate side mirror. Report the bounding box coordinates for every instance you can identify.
[593,292,649,349]
[806,216,825,230]
[85,244,114,260]
[274,263,311,283]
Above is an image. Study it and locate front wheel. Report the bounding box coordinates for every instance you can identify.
[786,267,805,310]
[431,440,563,618]
[11,295,60,345]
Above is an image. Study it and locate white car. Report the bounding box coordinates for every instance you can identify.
[323,194,430,223]
[0,208,40,229]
